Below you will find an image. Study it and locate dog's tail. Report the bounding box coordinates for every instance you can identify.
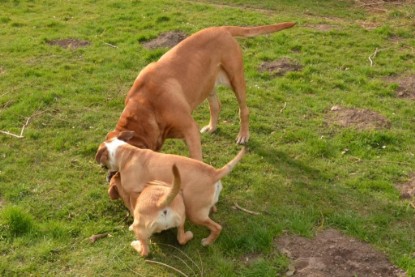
[223,22,295,38]
[156,164,181,208]
[215,147,246,181]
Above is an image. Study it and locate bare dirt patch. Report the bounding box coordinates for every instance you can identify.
[354,0,410,13]
[141,31,187,49]
[240,252,263,266]
[259,58,302,76]
[387,75,415,99]
[276,229,406,277]
[306,24,337,32]
[47,38,90,49]
[396,174,415,199]
[326,105,391,130]
[357,20,382,30]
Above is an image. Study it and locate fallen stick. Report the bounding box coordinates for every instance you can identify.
[368,48,379,67]
[280,102,287,113]
[0,110,44,138]
[233,202,261,215]
[89,233,112,243]
[104,42,118,48]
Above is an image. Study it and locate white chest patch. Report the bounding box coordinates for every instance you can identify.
[105,139,126,170]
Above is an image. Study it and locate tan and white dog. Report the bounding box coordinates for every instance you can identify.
[106,22,295,160]
[108,166,193,256]
[96,131,245,246]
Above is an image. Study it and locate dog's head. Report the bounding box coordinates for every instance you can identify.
[95,130,136,172]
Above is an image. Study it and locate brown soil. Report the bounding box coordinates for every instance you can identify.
[306,24,337,32]
[357,20,382,30]
[141,31,187,49]
[276,229,406,277]
[354,0,410,13]
[259,58,302,76]
[46,38,90,49]
[396,175,415,199]
[326,105,391,130]
[388,75,415,99]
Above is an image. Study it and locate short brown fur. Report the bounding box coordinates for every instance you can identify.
[106,22,295,160]
[97,131,245,245]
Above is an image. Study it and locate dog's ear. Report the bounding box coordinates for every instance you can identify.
[95,145,109,164]
[117,131,135,142]
[108,183,120,200]
[108,173,120,199]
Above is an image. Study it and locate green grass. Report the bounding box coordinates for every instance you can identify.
[1,0,415,276]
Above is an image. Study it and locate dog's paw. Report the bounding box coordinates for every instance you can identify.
[131,240,142,253]
[200,125,216,134]
[178,231,194,245]
[128,224,133,231]
[235,134,249,144]
[185,231,194,241]
[201,238,211,247]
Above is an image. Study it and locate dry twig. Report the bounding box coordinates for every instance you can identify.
[104,42,118,48]
[89,233,112,243]
[233,202,261,215]
[369,48,379,67]
[280,102,287,113]
[0,110,44,138]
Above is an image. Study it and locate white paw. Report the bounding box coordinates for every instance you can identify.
[128,224,133,231]
[185,231,194,240]
[200,125,216,134]
[201,238,210,247]
[236,135,249,145]
[131,240,142,252]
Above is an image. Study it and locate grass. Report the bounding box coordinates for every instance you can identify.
[1,0,415,276]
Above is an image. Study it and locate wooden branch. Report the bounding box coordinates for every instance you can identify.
[280,102,287,113]
[368,48,379,67]
[89,233,112,243]
[233,202,261,215]
[0,110,44,138]
[104,42,118,48]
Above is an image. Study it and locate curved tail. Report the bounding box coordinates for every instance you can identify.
[155,164,181,208]
[223,22,295,38]
[215,147,246,181]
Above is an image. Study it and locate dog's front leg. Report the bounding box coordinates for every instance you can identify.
[131,239,149,256]
[183,121,203,161]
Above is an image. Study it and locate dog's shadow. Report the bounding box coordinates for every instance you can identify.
[206,128,328,184]
[249,139,327,183]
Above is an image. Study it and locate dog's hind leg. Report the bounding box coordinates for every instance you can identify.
[200,90,221,134]
[176,224,193,245]
[222,44,250,144]
[197,218,222,246]
[131,239,149,256]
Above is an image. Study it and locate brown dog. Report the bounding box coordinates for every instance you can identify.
[96,131,245,245]
[106,22,295,160]
[108,166,193,256]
